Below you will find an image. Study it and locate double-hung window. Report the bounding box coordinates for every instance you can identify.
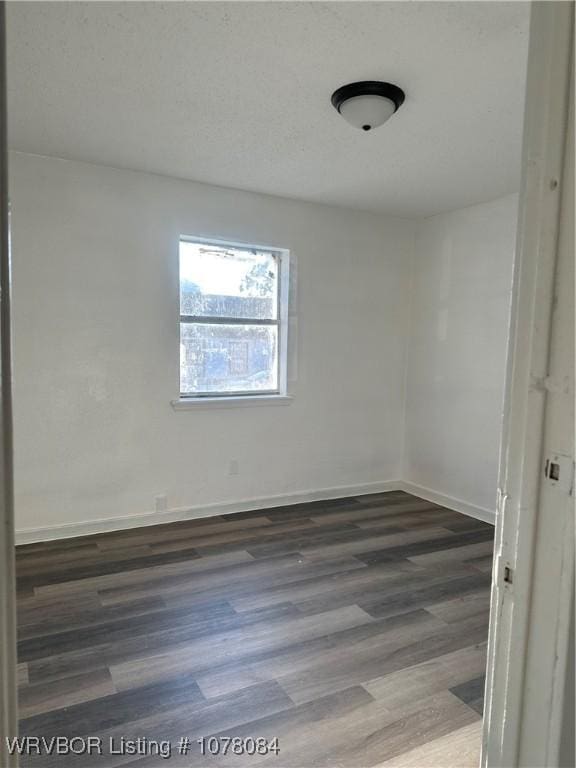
[179,237,288,399]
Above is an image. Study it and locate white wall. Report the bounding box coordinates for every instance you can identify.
[402,194,518,519]
[9,153,518,538]
[9,152,415,537]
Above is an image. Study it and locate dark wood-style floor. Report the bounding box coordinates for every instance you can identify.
[16,491,494,767]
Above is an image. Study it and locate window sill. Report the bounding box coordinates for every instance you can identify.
[171,395,293,411]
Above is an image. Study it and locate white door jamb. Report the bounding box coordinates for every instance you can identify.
[482,3,574,766]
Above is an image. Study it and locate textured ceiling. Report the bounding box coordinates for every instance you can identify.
[7,2,529,217]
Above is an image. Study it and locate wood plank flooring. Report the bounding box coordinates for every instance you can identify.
[16,491,494,767]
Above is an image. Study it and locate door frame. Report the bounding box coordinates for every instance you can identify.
[0,2,19,766]
[482,2,574,766]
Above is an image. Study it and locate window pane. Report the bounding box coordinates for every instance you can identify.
[180,241,278,319]
[180,323,278,394]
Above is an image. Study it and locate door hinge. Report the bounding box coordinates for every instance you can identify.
[503,565,514,584]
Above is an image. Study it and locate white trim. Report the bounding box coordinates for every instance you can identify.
[171,394,293,410]
[277,246,290,397]
[15,479,401,544]
[15,478,499,544]
[397,481,495,525]
[482,5,574,767]
[0,8,18,765]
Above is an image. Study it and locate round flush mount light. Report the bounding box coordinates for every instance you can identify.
[331,81,405,131]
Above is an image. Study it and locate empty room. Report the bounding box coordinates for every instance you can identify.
[2,1,571,767]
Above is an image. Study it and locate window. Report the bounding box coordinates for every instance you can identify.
[179,238,288,398]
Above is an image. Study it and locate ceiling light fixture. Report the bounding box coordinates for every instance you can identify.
[331,81,405,132]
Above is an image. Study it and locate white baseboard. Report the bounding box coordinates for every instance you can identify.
[15,479,402,545]
[15,478,496,544]
[397,480,496,525]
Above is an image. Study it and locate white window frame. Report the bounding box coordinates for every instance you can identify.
[174,236,291,408]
